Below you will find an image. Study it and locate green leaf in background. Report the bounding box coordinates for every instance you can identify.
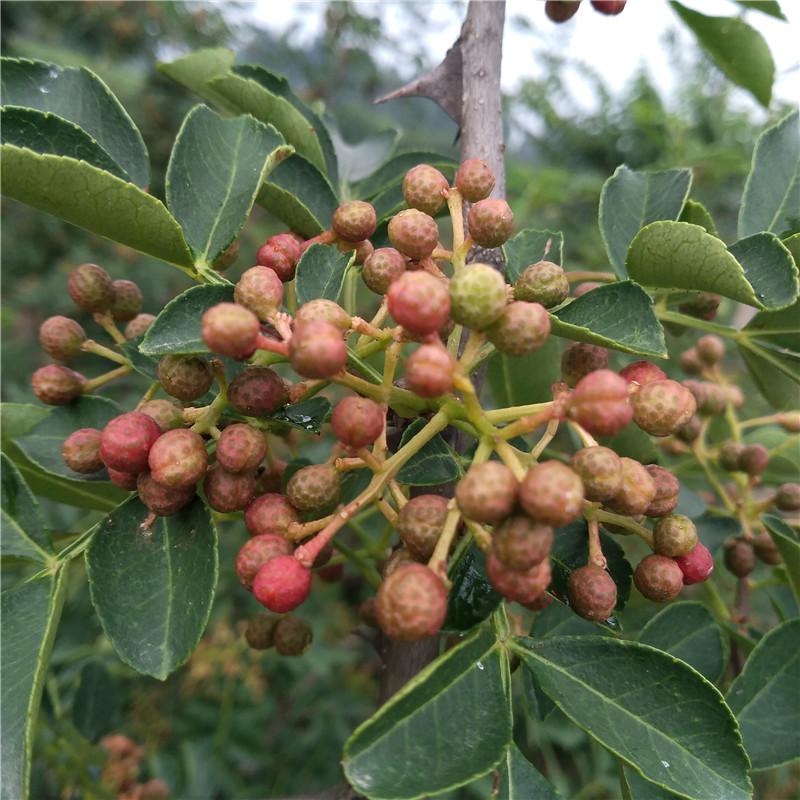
[85,495,217,680]
[762,515,800,606]
[637,602,727,684]
[532,601,602,639]
[14,396,123,481]
[732,0,786,20]
[503,228,563,284]
[396,418,459,486]
[0,453,54,562]
[444,544,502,633]
[622,766,685,800]
[268,397,331,435]
[599,166,692,279]
[679,199,718,237]
[371,181,408,223]
[167,105,290,267]
[670,2,774,108]
[357,151,458,200]
[487,335,561,408]
[329,127,398,185]
[739,342,800,409]
[550,281,667,357]
[739,109,800,239]
[256,153,339,238]
[496,744,564,800]
[598,422,659,465]
[1,404,128,512]
[140,284,234,356]
[726,618,800,770]
[1,569,69,800]
[0,57,149,186]
[627,221,798,311]
[294,243,353,307]
[72,661,119,743]
[0,107,127,179]
[118,336,160,382]
[744,296,800,352]
[343,626,511,800]
[0,146,194,271]
[783,232,800,264]
[157,47,236,105]
[512,636,752,800]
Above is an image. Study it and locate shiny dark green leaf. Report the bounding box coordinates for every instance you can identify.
[496,744,563,800]
[762,514,800,606]
[744,296,800,352]
[444,544,502,633]
[72,661,118,743]
[622,766,685,800]
[357,151,458,200]
[268,397,331,435]
[487,335,561,408]
[504,228,563,284]
[0,453,53,562]
[118,336,160,381]
[294,243,353,306]
[739,342,800,409]
[396,418,459,486]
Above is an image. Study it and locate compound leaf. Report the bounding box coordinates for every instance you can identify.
[0,453,53,562]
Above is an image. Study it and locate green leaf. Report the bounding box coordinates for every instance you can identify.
[0,453,54,562]
[166,106,290,267]
[140,284,234,356]
[679,200,717,237]
[739,110,800,238]
[739,342,800,409]
[744,296,800,352]
[256,153,339,238]
[670,2,774,108]
[294,244,353,307]
[157,47,236,104]
[0,146,194,271]
[622,766,685,800]
[118,336,160,381]
[503,229,563,284]
[14,396,123,480]
[732,1,786,20]
[335,129,401,186]
[598,422,659,465]
[496,744,564,800]
[72,661,118,743]
[268,397,331,435]
[343,626,511,800]
[532,601,601,638]
[550,281,667,356]
[627,221,799,311]
[443,544,502,633]
[1,569,69,800]
[396,418,459,486]
[762,515,800,607]
[638,602,727,684]
[600,166,692,279]
[0,57,148,186]
[0,107,127,179]
[512,636,752,800]
[85,496,217,680]
[487,335,561,407]
[726,618,800,769]
[357,151,458,200]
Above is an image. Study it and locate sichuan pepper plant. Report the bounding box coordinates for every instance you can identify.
[2,6,800,799]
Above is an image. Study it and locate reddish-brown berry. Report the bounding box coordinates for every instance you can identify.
[449,263,508,330]
[619,360,666,388]
[396,494,450,561]
[387,209,440,260]
[492,514,553,570]
[157,354,214,402]
[567,565,617,621]
[288,320,348,379]
[634,554,683,602]
[696,335,725,366]
[245,613,281,649]
[561,343,608,387]
[362,247,406,295]
[108,468,139,491]
[295,299,352,332]
[273,615,313,656]
[455,158,495,202]
[545,1,581,23]
[244,493,301,537]
[234,266,284,321]
[571,446,622,502]
[256,233,303,282]
[519,461,584,527]
[776,483,800,512]
[653,514,698,557]
[514,261,569,308]
[644,465,680,517]
[332,201,377,243]
[603,457,656,517]
[404,345,456,398]
[285,464,341,511]
[456,461,519,524]
[32,365,84,405]
[674,542,714,585]
[724,537,756,578]
[567,369,633,437]
[236,533,292,590]
[109,280,143,321]
[486,550,552,605]
[402,165,449,216]
[467,199,514,248]
[211,238,240,272]
[203,463,254,513]
[591,0,626,14]
[228,365,288,417]
[376,563,448,642]
[486,301,550,357]
[216,424,267,473]
[752,532,782,566]
[739,444,769,476]
[331,396,384,451]
[679,293,721,321]
[387,270,451,336]
[148,429,208,490]
[124,313,156,340]
[62,428,103,474]
[39,316,86,362]
[201,302,260,360]
[253,555,312,613]
[678,348,705,375]
[136,471,195,516]
[139,399,184,432]
[631,379,697,437]
[67,263,114,313]
[99,412,162,474]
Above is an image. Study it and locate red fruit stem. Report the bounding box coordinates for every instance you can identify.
[266,311,295,342]
[253,332,290,358]
[287,513,336,543]
[81,339,130,365]
[299,229,337,252]
[80,364,133,393]
[587,519,607,569]
[427,500,462,585]
[93,311,127,344]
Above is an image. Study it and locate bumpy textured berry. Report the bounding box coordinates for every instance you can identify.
[567,565,617,621]
[619,360,666,388]
[604,457,656,517]
[203,463,254,513]
[228,365,288,417]
[245,613,281,649]
[136,471,195,516]
[724,537,756,577]
[376,563,448,642]
[571,446,622,502]
[717,440,744,471]
[545,1,581,22]
[124,313,156,340]
[404,345,456,398]
[679,292,720,320]
[332,200,377,243]
[201,302,260,360]
[245,493,301,537]
[273,615,313,656]
[752,532,782,565]
[234,266,284,322]
[381,547,416,578]
[32,365,84,405]
[99,412,162,474]
[288,320,348,379]
[67,263,114,312]
[338,237,373,265]
[396,494,449,561]
[653,514,697,557]
[486,550,552,605]
[486,301,550,357]
[631,379,697,437]
[514,261,569,308]
[62,428,104,474]
[561,343,608,387]
[139,399,184,432]
[108,468,139,491]
[678,348,705,375]
[455,158,495,202]
[39,316,86,362]
[591,1,626,14]
[776,483,800,512]
[387,270,451,336]
[725,385,745,410]
[567,369,633,437]
[295,298,352,332]
[696,335,724,366]
[492,514,553,571]
[331,396,384,450]
[644,465,680,517]
[236,534,292,590]
[634,554,683,602]
[402,164,449,216]
[362,247,406,295]
[675,542,713,585]
[675,415,702,444]
[519,461,584,527]
[448,263,508,330]
[387,209,440,260]
[256,234,303,282]
[109,280,143,321]
[216,424,266,473]
[682,380,726,416]
[286,464,341,511]
[467,198,514,248]
[739,444,769,476]
[157,354,214,402]
[148,429,208,490]
[253,555,312,613]
[456,461,519,524]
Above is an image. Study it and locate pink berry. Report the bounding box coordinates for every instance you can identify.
[486,301,550,357]
[561,343,608,388]
[62,428,103,474]
[570,446,622,502]
[362,247,407,295]
[39,316,86,362]
[402,165,449,216]
[99,412,163,474]
[285,464,341,511]
[674,542,714,585]
[228,366,289,417]
[567,369,632,437]
[201,302,260,360]
[124,313,156,340]
[148,429,208,490]
[396,495,450,561]
[288,321,348,379]
[519,461,584,527]
[455,461,519,524]
[109,280,143,321]
[603,457,656,517]
[404,345,456,398]
[203,463,254,513]
[235,533,292,590]
[387,270,451,337]
[252,555,312,613]
[244,493,301,537]
[331,396,384,450]
[455,159,495,203]
[634,554,683,603]
[568,565,617,621]
[157,354,214,402]
[216,424,267,473]
[631,379,697,437]
[467,199,514,248]
[31,365,84,405]
[67,263,114,313]
[619,360,666,388]
[136,471,195,516]
[376,563,448,642]
[486,550,552,605]
[295,298,352,332]
[332,201,377,243]
[644,465,680,517]
[387,209,440,261]
[492,513,553,571]
[234,266,284,322]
